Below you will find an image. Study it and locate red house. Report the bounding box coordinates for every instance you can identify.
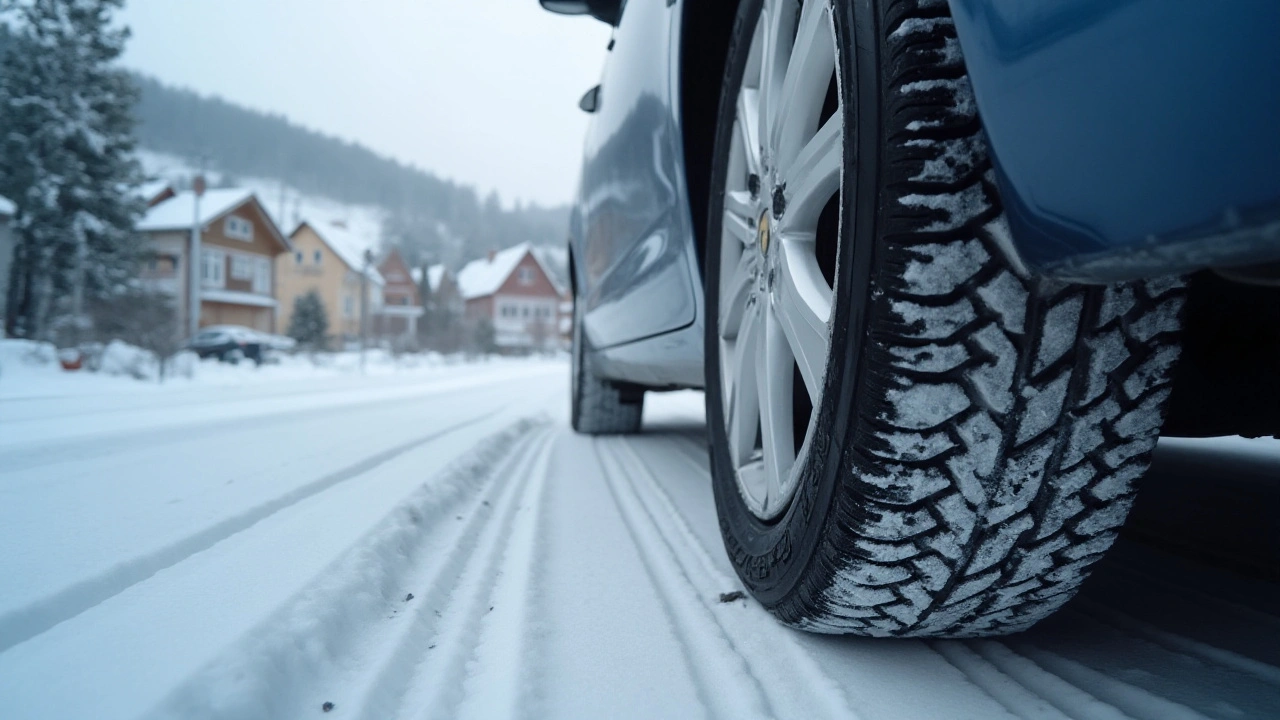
[456,243,567,352]
[373,247,424,340]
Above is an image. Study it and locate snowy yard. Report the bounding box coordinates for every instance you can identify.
[1,351,1278,719]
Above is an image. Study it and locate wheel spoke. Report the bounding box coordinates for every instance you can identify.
[757,0,797,164]
[773,233,831,402]
[723,208,755,248]
[727,302,763,466]
[736,92,762,177]
[780,114,841,232]
[772,0,836,173]
[718,247,756,338]
[735,460,769,510]
[725,189,755,222]
[757,305,795,510]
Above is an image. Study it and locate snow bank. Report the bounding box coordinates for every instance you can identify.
[0,338,538,400]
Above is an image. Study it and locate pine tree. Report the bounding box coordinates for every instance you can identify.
[0,0,145,339]
[288,290,329,349]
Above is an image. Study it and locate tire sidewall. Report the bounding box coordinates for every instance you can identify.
[705,0,880,607]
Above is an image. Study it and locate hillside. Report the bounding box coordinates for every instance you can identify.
[132,74,570,270]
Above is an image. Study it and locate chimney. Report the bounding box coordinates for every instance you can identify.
[487,249,497,262]
[331,219,347,229]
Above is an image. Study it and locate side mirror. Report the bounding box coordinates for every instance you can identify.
[579,84,601,114]
[539,0,622,26]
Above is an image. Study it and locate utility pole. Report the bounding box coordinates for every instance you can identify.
[360,248,373,373]
[189,173,206,338]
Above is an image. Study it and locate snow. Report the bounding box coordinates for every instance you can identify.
[137,179,172,204]
[199,288,280,307]
[426,264,446,292]
[137,188,257,232]
[295,219,386,285]
[1,357,1278,718]
[0,193,15,215]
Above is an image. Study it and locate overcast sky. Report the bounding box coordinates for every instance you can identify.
[117,1,612,208]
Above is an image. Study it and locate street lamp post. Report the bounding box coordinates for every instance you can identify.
[360,248,373,373]
[189,174,206,338]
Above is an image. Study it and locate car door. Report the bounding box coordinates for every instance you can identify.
[574,0,699,351]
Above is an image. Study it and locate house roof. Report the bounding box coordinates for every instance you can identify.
[0,194,13,217]
[294,220,385,286]
[456,242,565,300]
[531,245,569,295]
[427,264,447,292]
[138,188,253,231]
[140,189,291,252]
[138,180,173,206]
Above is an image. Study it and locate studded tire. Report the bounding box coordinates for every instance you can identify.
[705,0,1185,636]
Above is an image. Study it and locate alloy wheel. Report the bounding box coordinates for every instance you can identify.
[717,0,843,520]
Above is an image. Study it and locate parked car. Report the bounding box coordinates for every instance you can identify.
[188,326,266,364]
[543,0,1280,637]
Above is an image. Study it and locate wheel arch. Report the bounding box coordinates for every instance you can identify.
[678,0,743,279]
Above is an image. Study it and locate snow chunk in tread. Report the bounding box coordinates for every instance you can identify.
[900,240,989,295]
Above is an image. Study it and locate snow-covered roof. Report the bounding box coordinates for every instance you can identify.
[138,189,254,232]
[0,195,13,216]
[427,264,447,292]
[456,242,565,300]
[531,245,569,295]
[138,180,172,204]
[295,220,385,286]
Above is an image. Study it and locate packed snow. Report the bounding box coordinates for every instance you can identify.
[1,352,1278,719]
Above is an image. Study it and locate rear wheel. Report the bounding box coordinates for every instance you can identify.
[571,293,644,434]
[704,0,1184,636]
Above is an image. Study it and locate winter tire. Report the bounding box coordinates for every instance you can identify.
[571,292,644,434]
[704,0,1184,637]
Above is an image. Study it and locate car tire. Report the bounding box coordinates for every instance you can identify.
[223,348,245,365]
[571,293,644,434]
[704,0,1185,636]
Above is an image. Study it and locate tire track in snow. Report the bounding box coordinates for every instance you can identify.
[369,427,553,720]
[0,408,501,654]
[591,439,765,720]
[963,641,1131,720]
[596,437,848,720]
[451,428,553,720]
[608,439,858,720]
[1072,599,1280,687]
[1003,640,1210,720]
[142,419,547,720]
[928,641,1073,719]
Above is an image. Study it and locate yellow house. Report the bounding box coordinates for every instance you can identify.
[278,220,384,342]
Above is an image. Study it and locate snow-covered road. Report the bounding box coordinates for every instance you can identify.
[2,359,1278,719]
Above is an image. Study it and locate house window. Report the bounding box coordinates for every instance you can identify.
[224,216,253,241]
[343,293,355,318]
[201,249,225,288]
[518,267,534,286]
[230,254,254,280]
[252,257,270,294]
[314,249,322,265]
[294,251,303,265]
